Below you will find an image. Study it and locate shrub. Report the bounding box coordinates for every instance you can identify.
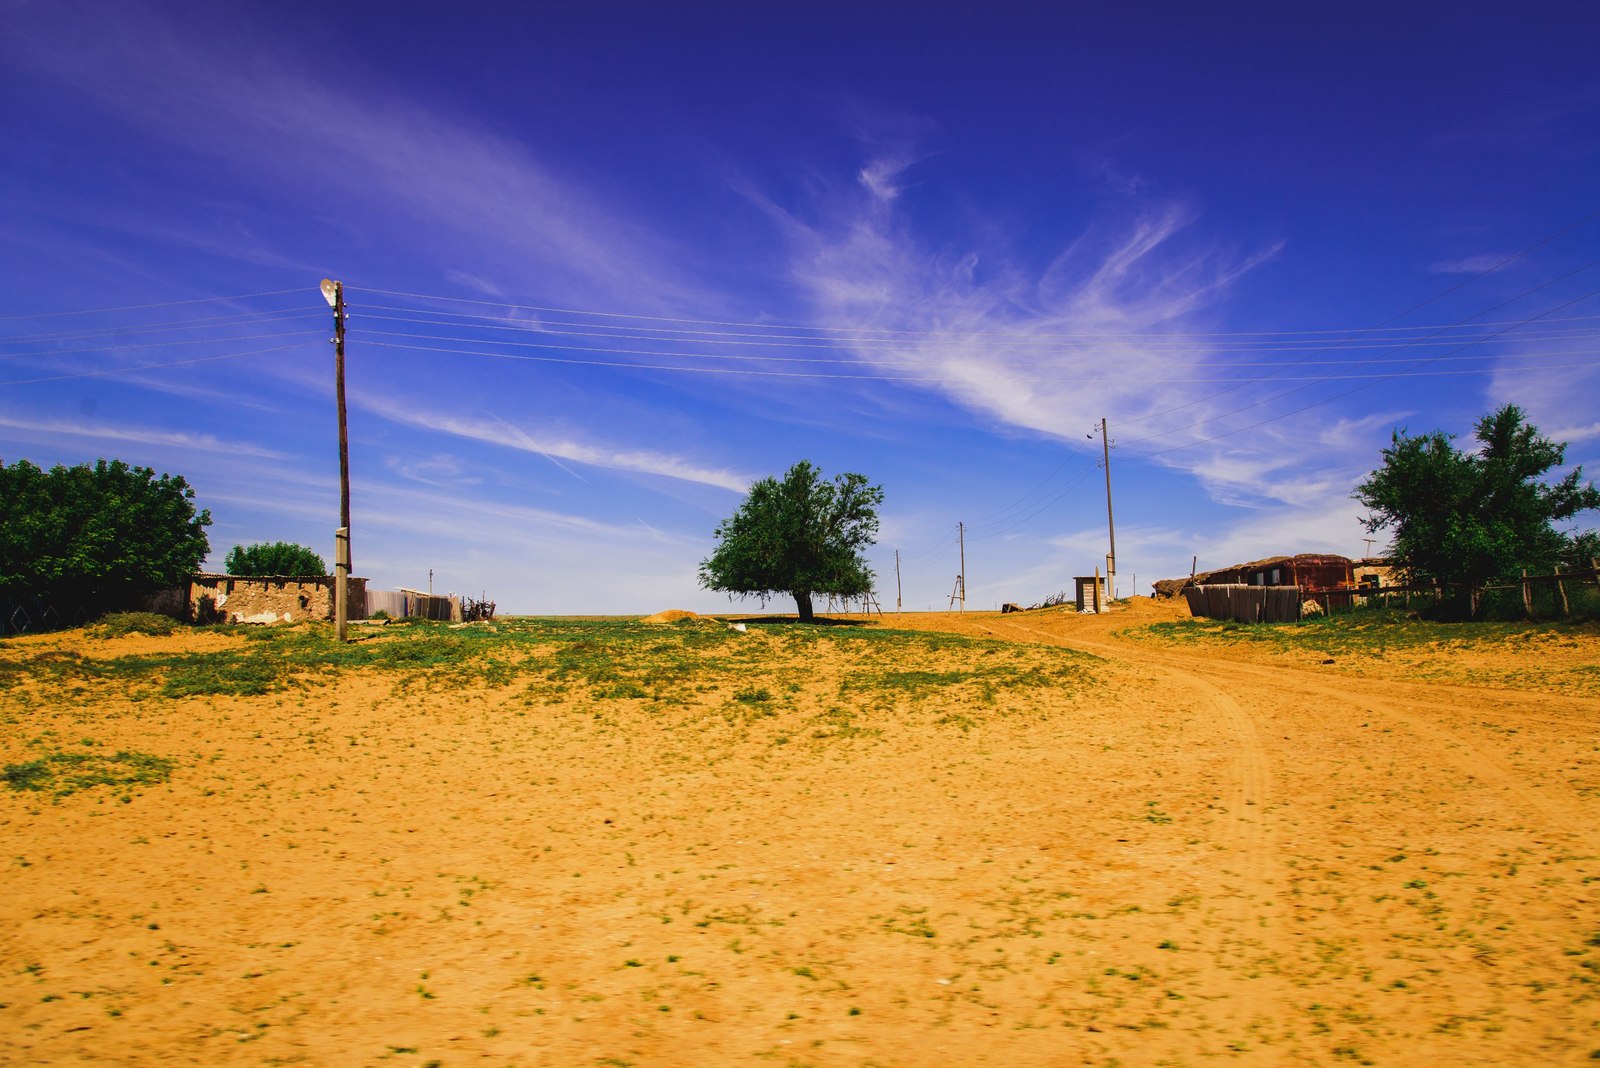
[93,611,178,638]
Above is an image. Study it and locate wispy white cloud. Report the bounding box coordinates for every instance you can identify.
[1485,337,1600,452]
[359,396,752,492]
[387,453,484,488]
[1430,253,1510,275]
[2,2,702,312]
[773,147,1314,497]
[0,411,286,459]
[858,154,917,202]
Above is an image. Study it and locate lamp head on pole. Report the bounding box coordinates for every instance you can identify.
[320,278,339,307]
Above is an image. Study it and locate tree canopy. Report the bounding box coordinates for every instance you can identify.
[1354,404,1599,610]
[0,458,211,607]
[699,460,883,622]
[225,541,327,577]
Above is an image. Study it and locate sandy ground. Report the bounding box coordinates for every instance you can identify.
[2,605,1598,1066]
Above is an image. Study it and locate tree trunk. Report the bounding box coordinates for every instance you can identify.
[794,590,814,623]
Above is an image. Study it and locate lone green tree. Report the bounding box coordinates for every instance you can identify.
[225,541,327,576]
[1354,404,1599,614]
[0,458,211,608]
[699,460,884,622]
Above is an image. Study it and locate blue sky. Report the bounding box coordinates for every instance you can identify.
[3,1,1598,613]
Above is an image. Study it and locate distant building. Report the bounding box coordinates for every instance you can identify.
[1153,553,1361,621]
[1195,554,1355,592]
[1153,554,1359,598]
[189,572,367,625]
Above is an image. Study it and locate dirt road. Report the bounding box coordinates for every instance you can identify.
[895,602,1600,1064]
[2,609,1597,1066]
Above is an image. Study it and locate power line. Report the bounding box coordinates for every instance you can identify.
[354,311,1600,358]
[1115,208,1600,429]
[356,300,1600,346]
[1121,258,1600,446]
[969,464,1100,541]
[356,208,1600,338]
[0,308,321,345]
[0,288,309,322]
[0,342,316,387]
[1138,283,1600,459]
[1,328,325,361]
[356,323,1599,371]
[359,336,1597,384]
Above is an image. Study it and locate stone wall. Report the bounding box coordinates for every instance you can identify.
[189,574,367,625]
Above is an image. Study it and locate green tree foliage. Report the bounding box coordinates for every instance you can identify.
[225,541,327,576]
[0,458,211,605]
[1354,405,1600,608]
[699,460,884,622]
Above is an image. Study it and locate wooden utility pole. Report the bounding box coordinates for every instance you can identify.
[1101,417,1116,589]
[957,521,966,612]
[323,278,352,641]
[895,550,902,612]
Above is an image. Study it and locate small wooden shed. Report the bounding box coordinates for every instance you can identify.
[1074,574,1108,612]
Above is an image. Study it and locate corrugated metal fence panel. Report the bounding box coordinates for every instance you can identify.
[365,590,407,618]
[365,589,462,621]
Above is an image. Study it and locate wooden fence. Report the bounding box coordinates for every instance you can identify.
[1182,584,1306,623]
[1186,563,1600,623]
[365,589,461,622]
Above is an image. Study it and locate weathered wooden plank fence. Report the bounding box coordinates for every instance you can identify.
[1184,564,1600,622]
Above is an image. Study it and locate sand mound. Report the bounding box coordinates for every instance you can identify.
[640,609,701,624]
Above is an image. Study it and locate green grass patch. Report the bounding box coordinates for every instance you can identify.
[0,616,1104,717]
[1121,607,1600,658]
[3,749,175,798]
[91,612,178,638]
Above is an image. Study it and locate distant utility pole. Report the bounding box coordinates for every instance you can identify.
[958,521,966,612]
[1362,537,1376,559]
[429,568,434,595]
[1101,417,1117,587]
[948,521,967,612]
[895,550,902,612]
[321,278,351,641]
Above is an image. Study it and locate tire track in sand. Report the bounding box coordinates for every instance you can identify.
[1093,637,1596,846]
[980,615,1286,1056]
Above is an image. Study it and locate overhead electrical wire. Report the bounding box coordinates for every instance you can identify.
[359,336,1596,384]
[1112,209,1600,429]
[1138,283,1600,459]
[1,328,326,361]
[970,464,1101,542]
[357,208,1600,337]
[0,288,310,322]
[1121,265,1600,449]
[899,523,965,575]
[0,308,322,345]
[0,341,318,388]
[353,310,1600,357]
[968,449,1094,528]
[3,207,1594,550]
[355,322,1598,371]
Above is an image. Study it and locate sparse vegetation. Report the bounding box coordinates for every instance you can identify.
[3,748,174,798]
[2,604,1594,1064]
[91,611,178,638]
